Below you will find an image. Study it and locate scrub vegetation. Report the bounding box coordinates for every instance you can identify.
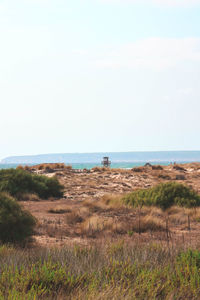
[0,243,200,299]
[0,193,36,244]
[1,165,200,298]
[0,168,64,199]
[0,169,64,244]
[123,182,200,210]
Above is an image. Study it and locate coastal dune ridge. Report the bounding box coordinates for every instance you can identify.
[1,160,200,297]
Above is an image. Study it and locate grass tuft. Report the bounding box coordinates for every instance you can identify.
[65,212,84,225]
[48,205,72,214]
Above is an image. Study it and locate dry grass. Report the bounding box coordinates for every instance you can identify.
[19,163,71,172]
[142,206,163,218]
[80,216,122,237]
[19,193,40,202]
[16,165,24,170]
[81,215,106,231]
[187,207,200,222]
[152,170,172,180]
[91,167,109,172]
[1,241,200,299]
[75,206,91,220]
[65,165,72,170]
[100,194,125,208]
[152,165,163,170]
[72,286,133,300]
[48,205,72,214]
[173,164,186,171]
[86,180,98,188]
[167,206,188,225]
[167,206,200,225]
[36,218,67,238]
[167,206,184,215]
[65,212,84,225]
[93,191,200,235]
[79,213,165,237]
[7,162,200,250]
[82,200,107,213]
[131,215,165,233]
[169,213,188,225]
[132,167,145,172]
[110,168,130,174]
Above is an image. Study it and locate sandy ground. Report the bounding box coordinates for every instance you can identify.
[21,163,200,247]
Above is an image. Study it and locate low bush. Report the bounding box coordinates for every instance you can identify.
[123,182,200,210]
[91,166,108,172]
[19,163,67,171]
[173,164,186,171]
[152,165,163,170]
[158,174,171,180]
[0,169,64,199]
[175,174,186,180]
[0,193,36,243]
[132,167,145,172]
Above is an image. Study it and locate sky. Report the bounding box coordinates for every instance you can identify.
[0,0,200,159]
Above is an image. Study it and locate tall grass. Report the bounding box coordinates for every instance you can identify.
[0,243,200,299]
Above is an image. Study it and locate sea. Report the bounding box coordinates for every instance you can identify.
[1,151,200,170]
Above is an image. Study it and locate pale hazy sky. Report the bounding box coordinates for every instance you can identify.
[1,0,200,159]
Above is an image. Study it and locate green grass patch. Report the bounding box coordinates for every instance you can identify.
[0,244,199,299]
[0,169,64,200]
[123,182,200,210]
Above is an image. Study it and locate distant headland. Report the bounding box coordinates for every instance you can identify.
[1,151,200,165]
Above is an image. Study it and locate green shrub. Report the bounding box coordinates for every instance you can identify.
[0,169,64,199]
[123,182,200,210]
[0,193,36,243]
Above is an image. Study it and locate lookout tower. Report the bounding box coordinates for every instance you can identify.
[101,157,111,167]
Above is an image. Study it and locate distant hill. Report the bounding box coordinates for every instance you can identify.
[1,151,200,165]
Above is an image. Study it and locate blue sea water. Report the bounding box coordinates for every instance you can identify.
[0,164,21,169]
[0,162,168,170]
[1,151,200,169]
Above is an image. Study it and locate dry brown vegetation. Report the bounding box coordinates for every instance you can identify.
[18,162,200,248]
[91,166,109,172]
[65,211,84,225]
[4,162,200,299]
[2,239,200,299]
[19,193,40,202]
[17,163,72,172]
[48,205,72,214]
[22,195,200,248]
